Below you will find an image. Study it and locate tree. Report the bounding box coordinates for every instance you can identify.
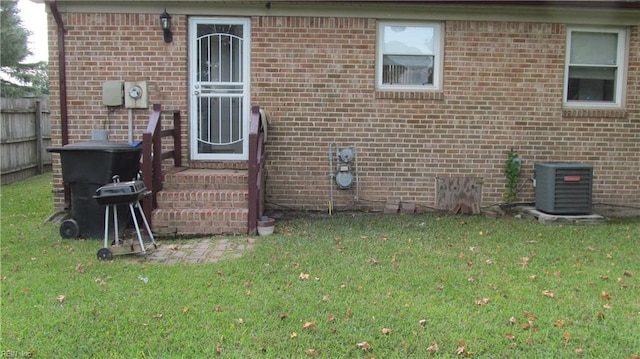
[0,0,48,97]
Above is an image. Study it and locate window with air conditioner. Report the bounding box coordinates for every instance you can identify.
[564,27,627,108]
[377,22,443,91]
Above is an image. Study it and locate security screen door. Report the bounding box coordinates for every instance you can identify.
[189,18,250,160]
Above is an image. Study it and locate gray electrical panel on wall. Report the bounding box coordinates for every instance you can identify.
[102,81,123,106]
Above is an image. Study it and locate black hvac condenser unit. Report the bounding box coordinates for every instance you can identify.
[534,162,593,215]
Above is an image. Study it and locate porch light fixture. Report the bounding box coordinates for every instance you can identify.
[160,9,172,43]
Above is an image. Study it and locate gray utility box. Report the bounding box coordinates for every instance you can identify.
[534,162,593,215]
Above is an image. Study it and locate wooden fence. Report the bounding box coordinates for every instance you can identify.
[1,97,52,185]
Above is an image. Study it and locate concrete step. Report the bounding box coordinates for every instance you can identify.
[156,189,248,210]
[152,208,249,236]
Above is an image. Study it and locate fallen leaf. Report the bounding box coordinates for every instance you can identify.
[597,312,605,320]
[509,316,517,325]
[290,332,298,339]
[280,313,288,320]
[381,327,392,335]
[237,318,244,324]
[152,313,163,319]
[426,342,440,352]
[563,331,571,341]
[22,288,30,293]
[475,297,490,306]
[244,281,253,287]
[391,253,399,268]
[303,321,316,331]
[603,304,612,310]
[524,311,537,320]
[520,257,530,268]
[75,264,85,273]
[575,347,583,355]
[522,320,535,331]
[322,295,330,302]
[419,319,428,327]
[601,291,611,300]
[553,319,565,327]
[299,272,310,280]
[56,295,66,304]
[526,337,534,345]
[167,244,178,250]
[356,341,371,351]
[467,276,475,282]
[182,307,189,314]
[505,333,516,340]
[455,341,467,355]
[306,349,317,356]
[327,314,336,322]
[623,270,633,277]
[216,346,223,355]
[542,290,555,298]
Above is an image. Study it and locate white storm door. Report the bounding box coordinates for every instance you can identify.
[189,18,250,160]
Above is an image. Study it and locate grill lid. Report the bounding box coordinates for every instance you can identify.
[94,180,148,205]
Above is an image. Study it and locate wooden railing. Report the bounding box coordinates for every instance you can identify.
[248,105,267,235]
[141,104,182,227]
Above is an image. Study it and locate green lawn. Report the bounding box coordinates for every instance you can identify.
[1,173,639,358]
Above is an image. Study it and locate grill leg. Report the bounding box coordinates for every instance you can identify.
[103,205,110,249]
[134,201,156,247]
[113,205,120,245]
[129,203,146,253]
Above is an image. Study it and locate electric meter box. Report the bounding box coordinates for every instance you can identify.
[102,81,124,106]
[124,81,149,109]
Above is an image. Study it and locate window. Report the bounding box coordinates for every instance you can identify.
[377,22,443,91]
[564,27,626,107]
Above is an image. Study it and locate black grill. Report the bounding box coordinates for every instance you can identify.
[94,180,148,205]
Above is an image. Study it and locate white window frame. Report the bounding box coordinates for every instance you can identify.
[563,26,627,108]
[376,21,443,91]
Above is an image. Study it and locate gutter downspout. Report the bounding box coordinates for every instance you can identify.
[50,0,71,206]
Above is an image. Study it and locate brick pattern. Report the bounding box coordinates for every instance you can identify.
[47,11,639,217]
[252,17,640,210]
[152,169,249,236]
[47,12,189,211]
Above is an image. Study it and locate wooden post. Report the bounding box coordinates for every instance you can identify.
[35,100,44,174]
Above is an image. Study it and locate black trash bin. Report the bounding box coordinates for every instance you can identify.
[48,140,142,239]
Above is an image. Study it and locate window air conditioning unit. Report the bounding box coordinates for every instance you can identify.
[534,162,593,215]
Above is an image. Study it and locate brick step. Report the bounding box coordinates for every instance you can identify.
[152,208,249,236]
[156,189,248,210]
[163,168,248,191]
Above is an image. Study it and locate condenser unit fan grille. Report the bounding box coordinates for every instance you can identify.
[535,162,593,215]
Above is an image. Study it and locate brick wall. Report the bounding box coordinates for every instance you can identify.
[48,10,639,212]
[48,12,189,210]
[252,17,639,211]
